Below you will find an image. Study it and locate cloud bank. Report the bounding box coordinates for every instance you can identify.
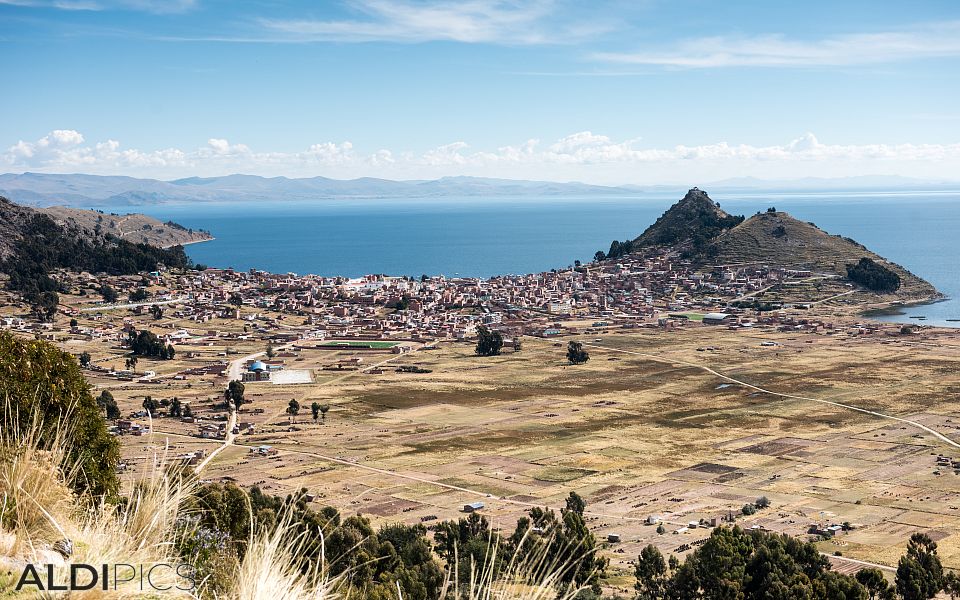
[4,129,960,184]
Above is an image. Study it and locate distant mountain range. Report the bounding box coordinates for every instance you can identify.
[0,172,957,207]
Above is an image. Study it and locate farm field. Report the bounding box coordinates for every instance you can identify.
[117,318,960,585]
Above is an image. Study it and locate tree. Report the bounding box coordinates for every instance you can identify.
[635,544,668,600]
[70,318,78,328]
[657,522,666,535]
[566,341,589,365]
[170,397,183,418]
[128,328,172,359]
[319,403,330,423]
[225,380,246,410]
[149,304,164,320]
[287,399,300,423]
[101,284,118,303]
[593,251,606,262]
[31,291,59,322]
[857,567,895,600]
[182,404,193,418]
[944,572,960,600]
[0,332,119,497]
[565,491,586,516]
[475,325,503,357]
[229,293,243,307]
[311,401,321,423]
[129,287,149,302]
[97,390,120,420]
[142,396,159,415]
[896,533,943,600]
[79,351,91,367]
[755,495,770,509]
[266,345,275,359]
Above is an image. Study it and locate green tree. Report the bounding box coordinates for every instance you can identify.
[170,397,182,418]
[311,401,321,423]
[0,332,119,498]
[856,567,895,599]
[31,291,59,322]
[96,389,120,420]
[142,396,159,414]
[566,341,589,365]
[266,345,275,359]
[101,284,118,303]
[565,491,586,516]
[319,403,330,423]
[225,380,245,410]
[635,544,668,600]
[896,533,944,600]
[287,399,300,422]
[78,351,91,367]
[475,325,503,357]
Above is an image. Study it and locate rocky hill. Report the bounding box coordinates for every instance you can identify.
[634,187,745,249]
[609,189,938,300]
[40,206,212,248]
[705,210,937,298]
[0,197,40,260]
[0,197,208,259]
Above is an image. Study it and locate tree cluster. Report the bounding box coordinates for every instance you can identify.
[847,257,901,293]
[475,325,504,357]
[633,527,958,600]
[128,328,176,359]
[184,485,606,600]
[567,341,590,364]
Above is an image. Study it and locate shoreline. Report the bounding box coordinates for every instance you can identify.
[163,236,215,249]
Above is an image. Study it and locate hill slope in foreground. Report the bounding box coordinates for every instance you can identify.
[636,188,939,301]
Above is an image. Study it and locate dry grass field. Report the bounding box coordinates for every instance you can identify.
[117,318,960,585]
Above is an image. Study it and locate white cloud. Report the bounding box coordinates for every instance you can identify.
[4,129,960,183]
[257,0,581,45]
[592,21,960,68]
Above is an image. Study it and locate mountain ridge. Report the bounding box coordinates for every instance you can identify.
[3,172,958,208]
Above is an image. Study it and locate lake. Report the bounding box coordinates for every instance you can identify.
[133,191,960,327]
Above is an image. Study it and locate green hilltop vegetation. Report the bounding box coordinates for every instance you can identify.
[597,189,937,299]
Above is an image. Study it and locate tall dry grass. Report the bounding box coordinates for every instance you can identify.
[1,409,589,600]
[0,408,195,598]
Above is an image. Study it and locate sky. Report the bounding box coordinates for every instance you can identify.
[1,0,960,185]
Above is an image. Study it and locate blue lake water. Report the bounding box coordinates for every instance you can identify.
[131,191,960,326]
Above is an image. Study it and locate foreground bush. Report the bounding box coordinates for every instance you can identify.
[0,331,119,498]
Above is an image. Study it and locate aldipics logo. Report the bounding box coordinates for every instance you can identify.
[15,563,196,592]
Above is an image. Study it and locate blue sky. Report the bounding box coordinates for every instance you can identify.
[1,0,959,184]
